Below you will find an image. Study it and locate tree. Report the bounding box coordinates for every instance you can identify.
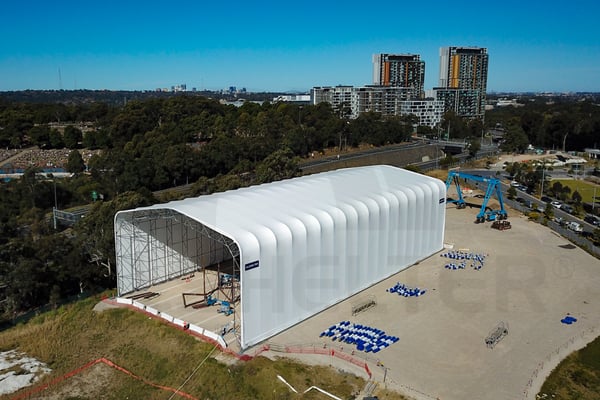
[593,228,600,245]
[439,154,456,168]
[520,110,544,144]
[28,125,51,147]
[467,138,481,158]
[403,165,421,173]
[550,181,564,199]
[63,125,83,149]
[543,202,554,221]
[440,111,468,139]
[507,186,517,200]
[500,121,529,153]
[66,150,86,174]
[48,129,64,148]
[74,190,155,278]
[255,148,300,183]
[572,190,582,205]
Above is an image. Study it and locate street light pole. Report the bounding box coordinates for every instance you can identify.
[53,179,58,230]
[540,166,545,199]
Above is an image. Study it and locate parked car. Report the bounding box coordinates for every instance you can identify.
[541,196,552,203]
[561,204,574,214]
[567,221,584,233]
[581,231,595,240]
[584,215,600,226]
[530,203,544,213]
[550,201,562,209]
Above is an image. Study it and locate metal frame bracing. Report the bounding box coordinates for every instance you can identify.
[115,208,240,302]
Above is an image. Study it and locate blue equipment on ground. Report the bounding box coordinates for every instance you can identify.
[218,300,233,316]
[319,321,399,353]
[206,294,234,315]
[445,170,508,223]
[219,273,239,287]
[441,250,486,270]
[387,282,426,297]
[206,294,218,306]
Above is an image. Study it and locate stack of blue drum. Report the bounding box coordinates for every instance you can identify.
[441,250,487,271]
[561,315,578,325]
[444,261,467,270]
[319,321,399,353]
[387,282,426,297]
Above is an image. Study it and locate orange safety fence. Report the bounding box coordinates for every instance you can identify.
[11,357,199,400]
[103,297,265,362]
[271,345,372,379]
[101,298,372,378]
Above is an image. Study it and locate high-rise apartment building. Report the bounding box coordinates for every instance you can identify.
[436,46,488,120]
[311,86,441,127]
[312,47,488,126]
[438,47,488,90]
[351,85,414,119]
[373,54,425,98]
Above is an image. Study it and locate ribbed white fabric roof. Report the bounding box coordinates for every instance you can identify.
[147,165,438,233]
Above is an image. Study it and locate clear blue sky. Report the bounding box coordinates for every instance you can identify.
[1,0,599,93]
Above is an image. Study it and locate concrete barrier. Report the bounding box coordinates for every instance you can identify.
[132,300,145,310]
[160,312,173,323]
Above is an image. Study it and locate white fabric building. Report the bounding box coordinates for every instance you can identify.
[114,165,446,349]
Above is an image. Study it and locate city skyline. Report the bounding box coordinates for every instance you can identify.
[1,1,599,93]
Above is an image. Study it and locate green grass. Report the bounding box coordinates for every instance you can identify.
[0,293,408,400]
[539,335,600,399]
[553,179,600,203]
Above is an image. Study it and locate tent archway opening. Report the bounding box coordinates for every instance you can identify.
[115,208,240,305]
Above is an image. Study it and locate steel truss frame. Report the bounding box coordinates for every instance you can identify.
[115,208,240,304]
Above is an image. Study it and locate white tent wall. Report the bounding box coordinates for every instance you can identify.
[114,166,446,350]
[238,167,447,348]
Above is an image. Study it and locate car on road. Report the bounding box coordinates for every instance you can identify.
[561,204,574,214]
[553,216,566,226]
[581,230,593,238]
[567,221,584,233]
[530,203,544,213]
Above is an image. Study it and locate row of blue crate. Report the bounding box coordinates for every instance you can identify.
[320,321,399,353]
[444,261,484,270]
[441,250,487,261]
[387,282,426,297]
[442,250,487,271]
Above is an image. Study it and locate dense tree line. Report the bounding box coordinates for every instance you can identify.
[0,94,414,317]
[485,96,600,153]
[419,95,600,155]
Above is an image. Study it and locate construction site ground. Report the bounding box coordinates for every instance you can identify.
[130,196,600,400]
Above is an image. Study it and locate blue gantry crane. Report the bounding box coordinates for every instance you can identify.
[445,170,508,223]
